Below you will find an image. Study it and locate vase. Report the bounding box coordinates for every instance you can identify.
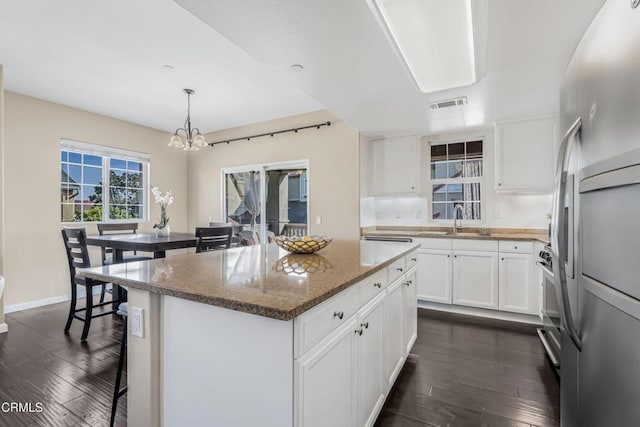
[155,224,170,237]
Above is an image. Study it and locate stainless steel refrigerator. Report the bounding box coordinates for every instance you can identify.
[553,1,640,425]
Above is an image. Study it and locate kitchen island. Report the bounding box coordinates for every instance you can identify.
[81,239,419,427]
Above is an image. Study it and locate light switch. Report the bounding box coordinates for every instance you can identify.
[315,216,322,225]
[131,306,144,338]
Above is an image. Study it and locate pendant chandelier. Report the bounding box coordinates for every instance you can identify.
[168,89,208,151]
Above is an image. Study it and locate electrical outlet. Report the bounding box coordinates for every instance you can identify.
[375,210,382,219]
[395,210,401,219]
[131,306,144,338]
[416,209,422,219]
[494,208,502,219]
[315,216,322,225]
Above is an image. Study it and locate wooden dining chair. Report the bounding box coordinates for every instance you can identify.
[61,227,124,341]
[195,226,233,253]
[97,223,151,303]
[97,222,151,264]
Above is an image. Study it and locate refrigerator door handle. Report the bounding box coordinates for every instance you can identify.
[551,117,582,351]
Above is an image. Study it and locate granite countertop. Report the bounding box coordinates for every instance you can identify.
[80,240,419,321]
[361,226,549,244]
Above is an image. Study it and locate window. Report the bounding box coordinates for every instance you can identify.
[430,140,483,220]
[60,140,149,223]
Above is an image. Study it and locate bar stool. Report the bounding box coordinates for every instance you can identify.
[110,302,128,427]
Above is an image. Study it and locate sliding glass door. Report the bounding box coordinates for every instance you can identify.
[223,161,308,242]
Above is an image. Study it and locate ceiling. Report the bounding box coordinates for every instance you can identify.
[176,0,605,136]
[0,0,322,133]
[0,0,605,136]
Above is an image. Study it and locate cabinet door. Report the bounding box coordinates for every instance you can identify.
[403,270,418,355]
[416,249,452,304]
[371,136,418,195]
[384,278,404,389]
[296,317,357,427]
[499,253,536,314]
[495,115,559,193]
[356,293,386,427]
[452,251,499,309]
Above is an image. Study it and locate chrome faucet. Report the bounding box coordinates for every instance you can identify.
[452,205,464,234]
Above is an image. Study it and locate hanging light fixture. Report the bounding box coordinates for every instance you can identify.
[168,89,208,151]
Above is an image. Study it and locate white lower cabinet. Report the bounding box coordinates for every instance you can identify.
[384,278,405,388]
[403,270,418,354]
[416,249,452,304]
[295,317,357,427]
[295,253,418,427]
[452,250,499,309]
[356,293,386,427]
[499,252,535,314]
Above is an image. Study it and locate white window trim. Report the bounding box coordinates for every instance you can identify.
[60,139,150,224]
[427,138,485,223]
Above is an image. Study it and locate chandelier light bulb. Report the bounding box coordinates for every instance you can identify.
[168,134,185,148]
[193,133,207,148]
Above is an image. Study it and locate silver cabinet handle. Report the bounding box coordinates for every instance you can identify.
[396,267,403,272]
[373,282,382,288]
[333,311,344,320]
[501,258,505,261]
[551,117,582,351]
[354,328,363,336]
[411,257,417,262]
[514,246,518,250]
[361,322,369,329]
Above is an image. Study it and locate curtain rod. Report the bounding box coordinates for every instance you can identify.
[207,121,331,147]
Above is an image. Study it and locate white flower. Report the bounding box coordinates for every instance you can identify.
[151,186,174,206]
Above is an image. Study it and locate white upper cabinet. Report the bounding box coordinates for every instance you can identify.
[370,135,419,195]
[495,115,559,193]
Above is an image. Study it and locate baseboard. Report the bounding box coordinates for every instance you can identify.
[5,287,105,314]
[418,300,542,326]
[0,323,7,334]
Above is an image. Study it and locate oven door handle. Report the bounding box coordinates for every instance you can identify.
[551,117,582,351]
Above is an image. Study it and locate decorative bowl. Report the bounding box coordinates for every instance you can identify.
[273,235,333,254]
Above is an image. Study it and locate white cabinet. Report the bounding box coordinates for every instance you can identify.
[296,317,357,427]
[452,250,499,309]
[403,269,418,355]
[355,293,386,427]
[370,135,419,195]
[384,278,405,388]
[499,253,536,315]
[495,115,559,193]
[295,250,418,427]
[416,249,452,304]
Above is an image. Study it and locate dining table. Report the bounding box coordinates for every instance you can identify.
[85,232,198,261]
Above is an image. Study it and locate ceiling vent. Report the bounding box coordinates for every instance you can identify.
[429,97,467,110]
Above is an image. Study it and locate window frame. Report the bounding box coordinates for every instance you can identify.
[427,138,485,223]
[60,139,150,224]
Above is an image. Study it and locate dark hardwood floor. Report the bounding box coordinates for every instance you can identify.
[0,300,558,427]
[376,309,560,427]
[0,297,126,427]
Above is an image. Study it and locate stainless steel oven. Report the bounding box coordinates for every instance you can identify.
[537,244,561,375]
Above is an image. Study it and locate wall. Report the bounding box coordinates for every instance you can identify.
[360,129,552,229]
[0,66,5,329]
[188,110,360,240]
[3,92,188,309]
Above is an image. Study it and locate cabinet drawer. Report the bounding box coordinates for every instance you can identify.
[413,238,452,250]
[295,285,360,358]
[359,268,388,305]
[453,239,498,252]
[498,240,533,254]
[405,251,418,270]
[387,257,407,283]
